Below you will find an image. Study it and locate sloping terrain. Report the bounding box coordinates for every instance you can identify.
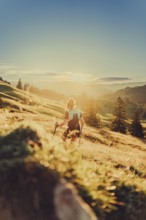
[0,81,64,117]
[105,84,146,104]
[116,85,146,103]
[98,84,146,118]
[1,82,146,220]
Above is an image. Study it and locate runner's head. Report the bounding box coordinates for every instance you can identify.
[66,97,76,111]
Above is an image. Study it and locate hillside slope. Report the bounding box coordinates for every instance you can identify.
[98,84,146,118]
[109,84,146,104]
[1,82,146,220]
[0,81,64,117]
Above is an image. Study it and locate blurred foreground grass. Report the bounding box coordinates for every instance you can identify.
[1,121,146,220]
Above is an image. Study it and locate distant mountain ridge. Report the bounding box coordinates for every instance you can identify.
[36,81,146,98]
[105,81,146,91]
[98,84,146,118]
[113,84,146,104]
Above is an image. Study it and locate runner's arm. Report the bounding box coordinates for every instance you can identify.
[57,111,69,127]
[57,119,68,127]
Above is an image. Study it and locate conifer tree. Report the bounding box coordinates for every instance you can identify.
[130,111,144,138]
[23,83,27,91]
[16,78,23,90]
[84,99,101,128]
[112,97,127,133]
[23,83,30,91]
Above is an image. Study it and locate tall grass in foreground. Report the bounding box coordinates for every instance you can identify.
[1,124,146,219]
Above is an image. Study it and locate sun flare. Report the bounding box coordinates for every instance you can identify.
[71,73,88,84]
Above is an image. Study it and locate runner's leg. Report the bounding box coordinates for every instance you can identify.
[62,128,70,149]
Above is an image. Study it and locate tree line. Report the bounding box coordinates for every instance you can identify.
[16,78,30,91]
[84,96,144,139]
[16,78,65,100]
[0,76,11,85]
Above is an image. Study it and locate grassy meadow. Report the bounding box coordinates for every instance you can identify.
[1,81,146,220]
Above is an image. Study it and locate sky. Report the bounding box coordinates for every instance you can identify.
[0,0,146,86]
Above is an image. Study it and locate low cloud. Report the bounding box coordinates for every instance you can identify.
[0,63,20,81]
[25,72,60,77]
[0,64,98,85]
[99,77,131,82]
[44,72,60,76]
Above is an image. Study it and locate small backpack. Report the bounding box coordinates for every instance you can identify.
[68,109,81,130]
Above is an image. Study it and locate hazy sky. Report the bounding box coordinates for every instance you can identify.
[0,0,146,84]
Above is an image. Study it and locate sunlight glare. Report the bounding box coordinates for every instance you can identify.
[71,73,87,83]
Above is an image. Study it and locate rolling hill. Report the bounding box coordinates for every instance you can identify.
[1,81,146,220]
[97,84,146,119]
[109,84,146,104]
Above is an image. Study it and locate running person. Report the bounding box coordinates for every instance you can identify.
[56,97,84,142]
